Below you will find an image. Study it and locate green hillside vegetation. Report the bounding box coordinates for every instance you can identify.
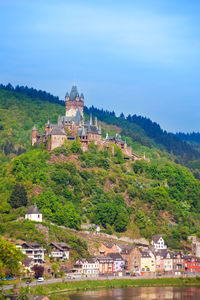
[0,88,65,164]
[1,85,200,253]
[0,140,200,249]
[0,85,199,168]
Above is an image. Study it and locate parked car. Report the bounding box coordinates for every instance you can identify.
[37,277,44,282]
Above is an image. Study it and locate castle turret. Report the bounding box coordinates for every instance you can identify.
[90,114,93,125]
[32,125,37,146]
[95,117,98,127]
[45,118,52,135]
[65,85,84,116]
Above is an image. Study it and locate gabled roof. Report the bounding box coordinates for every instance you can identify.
[76,258,98,264]
[49,242,70,251]
[152,235,163,243]
[50,127,66,136]
[141,251,151,258]
[21,242,43,249]
[163,250,173,259]
[107,253,124,260]
[121,245,135,255]
[86,124,100,134]
[61,109,83,126]
[26,204,41,215]
[102,243,115,249]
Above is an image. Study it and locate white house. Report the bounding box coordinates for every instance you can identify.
[151,235,167,250]
[25,203,42,222]
[73,258,99,277]
[49,242,70,260]
[16,242,45,265]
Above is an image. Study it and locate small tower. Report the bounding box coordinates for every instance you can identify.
[32,125,37,146]
[45,118,52,135]
[95,117,98,127]
[65,85,84,116]
[89,114,93,125]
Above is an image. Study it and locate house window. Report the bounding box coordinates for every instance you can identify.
[38,215,40,218]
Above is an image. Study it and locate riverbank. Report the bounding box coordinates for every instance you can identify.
[31,276,200,296]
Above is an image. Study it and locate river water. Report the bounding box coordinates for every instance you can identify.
[53,287,200,300]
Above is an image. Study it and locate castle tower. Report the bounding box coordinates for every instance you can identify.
[32,125,37,146]
[45,118,52,135]
[65,85,84,117]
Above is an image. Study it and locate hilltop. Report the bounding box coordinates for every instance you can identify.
[0,84,199,166]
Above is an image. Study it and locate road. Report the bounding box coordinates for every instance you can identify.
[1,273,199,291]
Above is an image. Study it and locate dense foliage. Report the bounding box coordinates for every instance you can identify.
[0,237,24,278]
[1,84,200,250]
[9,183,28,208]
[176,132,200,146]
[0,141,200,247]
[0,85,199,168]
[85,106,200,163]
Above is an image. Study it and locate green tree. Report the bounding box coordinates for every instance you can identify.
[8,183,28,208]
[0,237,24,278]
[114,212,129,232]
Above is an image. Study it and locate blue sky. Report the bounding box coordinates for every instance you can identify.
[1,0,200,132]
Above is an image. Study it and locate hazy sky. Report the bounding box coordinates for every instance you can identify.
[1,0,200,132]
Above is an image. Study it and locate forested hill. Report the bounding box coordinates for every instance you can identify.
[1,84,200,249]
[0,83,199,166]
[85,106,200,163]
[175,132,200,147]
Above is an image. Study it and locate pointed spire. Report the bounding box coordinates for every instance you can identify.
[95,117,98,127]
[65,92,69,98]
[90,114,93,125]
[80,93,84,99]
[32,124,37,131]
[106,132,109,140]
[70,85,79,100]
[47,118,50,125]
[81,126,86,136]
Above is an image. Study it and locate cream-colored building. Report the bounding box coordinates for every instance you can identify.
[163,251,173,273]
[140,251,155,274]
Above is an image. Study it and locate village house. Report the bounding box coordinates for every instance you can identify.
[98,257,114,274]
[73,258,99,277]
[49,242,70,260]
[99,243,118,256]
[17,242,45,265]
[140,251,155,275]
[172,252,185,275]
[121,246,141,273]
[184,255,200,273]
[151,235,167,250]
[163,250,173,274]
[153,250,165,274]
[25,203,42,222]
[107,253,125,273]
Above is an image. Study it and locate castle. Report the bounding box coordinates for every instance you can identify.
[32,85,133,157]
